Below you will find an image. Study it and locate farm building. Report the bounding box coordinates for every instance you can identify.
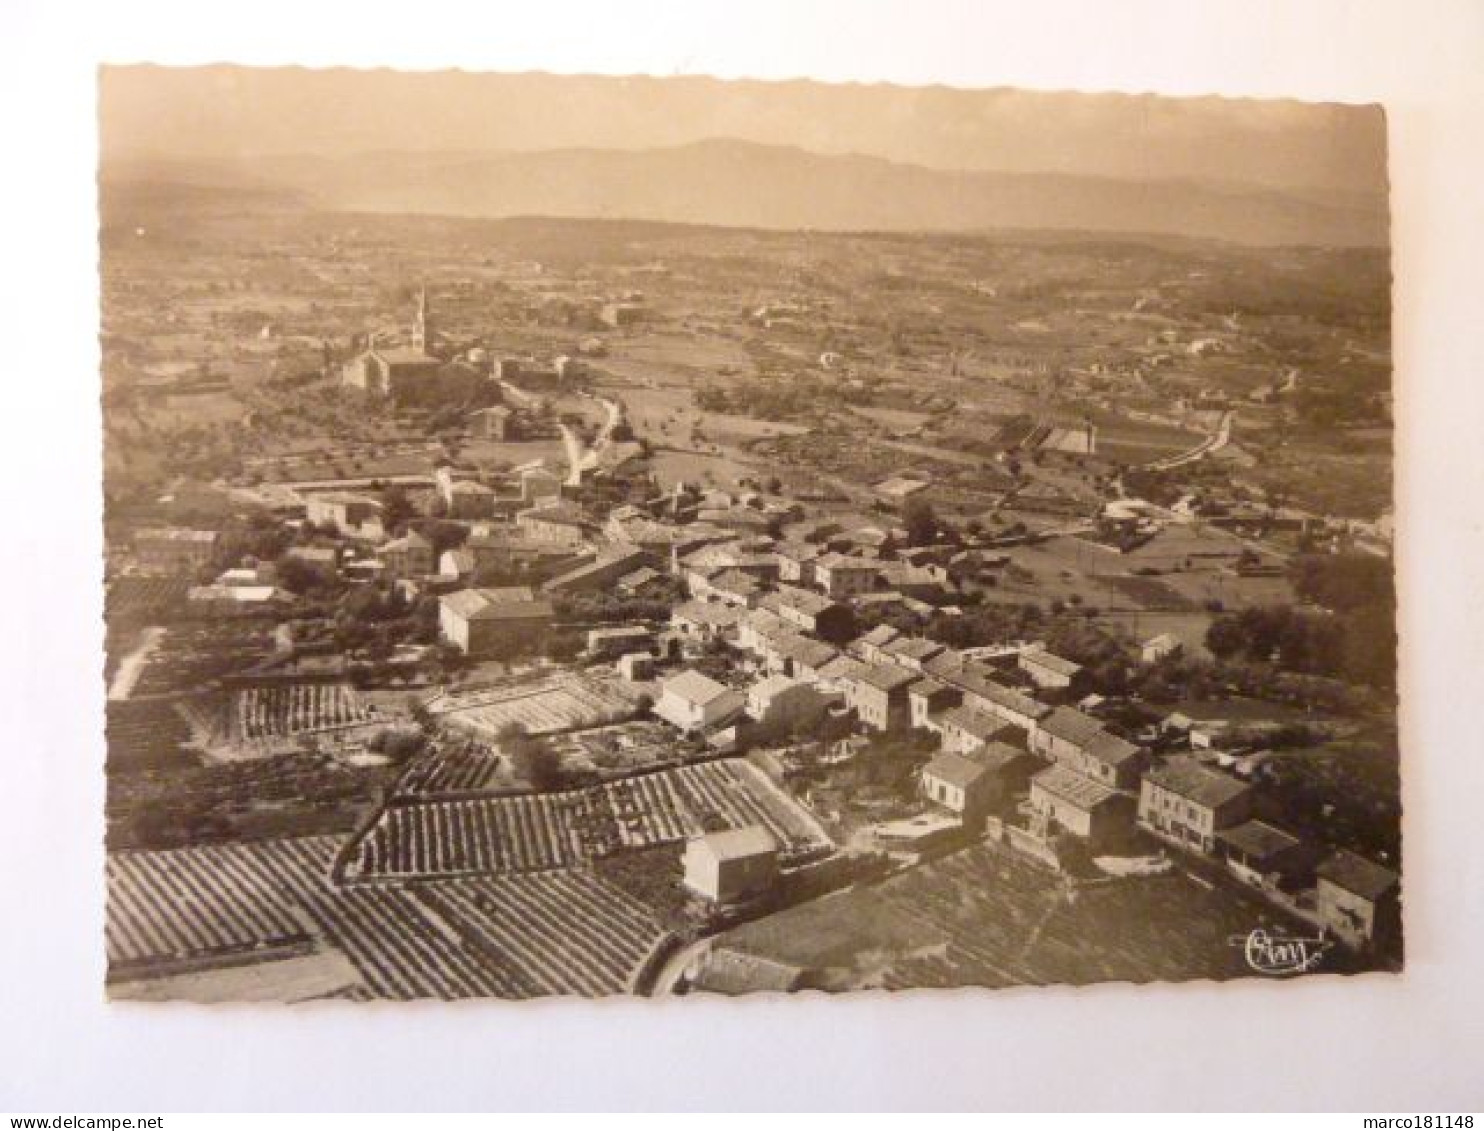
[655,669,746,735]
[616,566,666,595]
[617,652,655,682]
[1141,633,1183,664]
[186,584,290,617]
[853,623,901,664]
[1137,757,1253,855]
[945,666,1050,734]
[813,553,880,599]
[1018,647,1084,691]
[670,600,742,645]
[881,635,947,673]
[1028,764,1129,847]
[438,476,499,520]
[745,673,835,734]
[378,530,435,578]
[773,541,822,586]
[683,826,780,904]
[841,662,917,732]
[600,301,645,329]
[516,502,594,546]
[909,676,961,730]
[936,704,1013,756]
[921,752,995,822]
[469,404,514,440]
[874,476,931,507]
[439,548,475,581]
[1315,849,1400,951]
[1218,819,1309,891]
[519,466,565,504]
[306,493,384,539]
[759,585,857,644]
[1030,706,1145,789]
[439,587,556,658]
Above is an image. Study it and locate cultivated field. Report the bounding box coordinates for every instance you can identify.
[106,835,335,981]
[396,736,507,796]
[413,871,672,996]
[232,682,370,741]
[107,832,674,999]
[429,672,637,737]
[346,758,832,881]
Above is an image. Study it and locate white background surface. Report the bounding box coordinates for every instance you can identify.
[1,0,1481,1112]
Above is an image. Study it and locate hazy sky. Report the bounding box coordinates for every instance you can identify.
[100,66,1387,194]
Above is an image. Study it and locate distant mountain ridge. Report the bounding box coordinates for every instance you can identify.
[102,138,1388,247]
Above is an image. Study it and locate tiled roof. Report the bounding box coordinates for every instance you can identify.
[948,668,1049,721]
[662,669,732,707]
[1039,706,1107,747]
[1084,730,1143,768]
[1145,758,1252,809]
[674,601,742,628]
[855,662,918,693]
[1021,648,1082,677]
[694,825,778,861]
[441,587,550,622]
[940,705,1010,743]
[1032,764,1120,810]
[1317,849,1398,902]
[923,751,988,790]
[1218,820,1303,862]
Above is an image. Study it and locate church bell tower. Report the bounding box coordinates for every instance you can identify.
[412,285,432,354]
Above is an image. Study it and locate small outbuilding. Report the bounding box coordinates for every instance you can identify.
[682,826,780,904]
[1316,849,1400,951]
[921,752,995,822]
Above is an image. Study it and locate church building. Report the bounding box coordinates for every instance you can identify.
[342,286,449,398]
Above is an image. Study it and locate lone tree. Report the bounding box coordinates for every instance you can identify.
[497,722,564,790]
[902,497,940,546]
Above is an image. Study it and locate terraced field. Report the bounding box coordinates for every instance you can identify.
[108,833,675,999]
[431,673,636,737]
[414,871,671,996]
[296,884,528,1000]
[106,836,335,975]
[346,758,833,881]
[396,738,505,796]
[233,682,370,740]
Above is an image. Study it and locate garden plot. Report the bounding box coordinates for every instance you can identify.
[396,737,508,797]
[431,672,637,738]
[551,721,680,775]
[232,682,371,741]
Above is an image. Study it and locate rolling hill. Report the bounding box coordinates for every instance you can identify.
[101,139,1387,247]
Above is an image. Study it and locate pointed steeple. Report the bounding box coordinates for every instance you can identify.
[412,284,432,354]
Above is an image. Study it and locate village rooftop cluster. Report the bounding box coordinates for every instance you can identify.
[101,200,1398,998]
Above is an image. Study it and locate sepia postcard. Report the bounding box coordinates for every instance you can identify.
[100,66,1399,1002]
